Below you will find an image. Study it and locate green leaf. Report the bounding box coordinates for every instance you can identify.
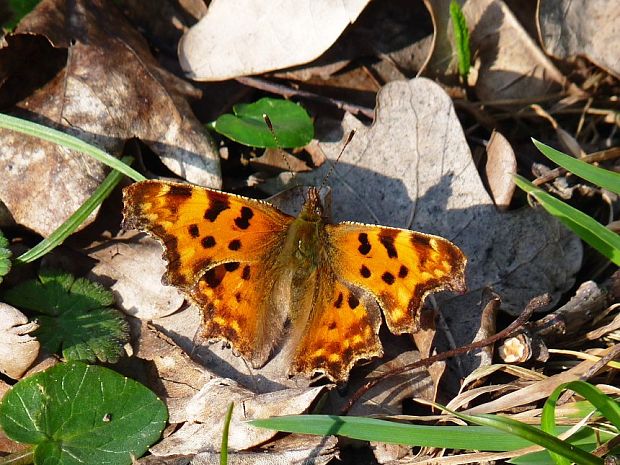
[450,0,471,77]
[0,361,167,465]
[0,230,12,283]
[221,402,234,465]
[3,269,128,363]
[541,381,620,465]
[251,415,538,451]
[211,98,314,148]
[16,155,135,264]
[532,139,620,195]
[450,411,604,465]
[3,0,41,30]
[513,175,620,266]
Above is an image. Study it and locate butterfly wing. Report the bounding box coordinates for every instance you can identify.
[325,222,466,334]
[122,180,293,366]
[290,266,383,382]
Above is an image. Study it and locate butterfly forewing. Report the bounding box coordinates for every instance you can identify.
[122,180,292,287]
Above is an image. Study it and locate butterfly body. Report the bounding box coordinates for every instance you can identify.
[122,181,466,382]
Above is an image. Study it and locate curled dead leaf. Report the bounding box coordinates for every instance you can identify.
[0,303,40,379]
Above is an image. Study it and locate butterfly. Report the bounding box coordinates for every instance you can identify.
[122,181,466,382]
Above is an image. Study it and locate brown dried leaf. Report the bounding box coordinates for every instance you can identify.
[88,231,185,320]
[160,435,338,465]
[538,0,620,79]
[150,378,328,455]
[424,0,570,101]
[248,148,312,173]
[463,355,601,414]
[130,320,210,423]
[178,0,371,81]
[0,0,220,236]
[0,303,40,379]
[485,130,516,210]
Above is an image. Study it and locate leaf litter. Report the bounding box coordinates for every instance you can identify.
[1,0,618,464]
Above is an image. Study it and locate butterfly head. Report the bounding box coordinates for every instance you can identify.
[299,187,325,222]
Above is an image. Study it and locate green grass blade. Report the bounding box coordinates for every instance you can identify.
[542,381,620,464]
[251,415,538,451]
[532,139,620,195]
[450,411,603,465]
[450,0,471,77]
[513,175,620,266]
[220,402,234,465]
[16,156,134,264]
[0,113,145,182]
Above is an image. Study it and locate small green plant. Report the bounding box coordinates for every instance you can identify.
[209,97,314,148]
[450,0,471,78]
[3,269,129,363]
[0,361,168,465]
[514,139,620,266]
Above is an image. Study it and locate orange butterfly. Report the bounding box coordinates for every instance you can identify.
[122,181,466,382]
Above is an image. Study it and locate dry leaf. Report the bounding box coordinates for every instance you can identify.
[0,0,220,236]
[538,0,620,79]
[150,378,328,455]
[183,435,338,465]
[131,320,210,424]
[485,130,516,210]
[248,148,312,173]
[178,0,370,81]
[463,355,601,414]
[88,231,185,320]
[424,0,569,101]
[0,303,40,379]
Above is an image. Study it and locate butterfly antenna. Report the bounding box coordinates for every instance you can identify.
[264,114,296,182]
[319,130,355,194]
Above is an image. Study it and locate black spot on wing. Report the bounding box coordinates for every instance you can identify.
[348,294,359,309]
[411,234,431,247]
[169,184,193,198]
[360,265,371,278]
[204,198,230,222]
[188,224,200,238]
[358,233,371,255]
[382,271,395,285]
[241,265,251,280]
[201,236,216,248]
[234,206,254,230]
[204,267,225,288]
[334,292,343,308]
[228,239,241,250]
[379,229,399,258]
[398,265,409,278]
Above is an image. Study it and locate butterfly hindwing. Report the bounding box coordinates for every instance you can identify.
[291,268,383,381]
[326,222,466,333]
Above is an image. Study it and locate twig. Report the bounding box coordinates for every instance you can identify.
[235,76,375,119]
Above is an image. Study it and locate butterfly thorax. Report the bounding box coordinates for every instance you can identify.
[285,187,327,267]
